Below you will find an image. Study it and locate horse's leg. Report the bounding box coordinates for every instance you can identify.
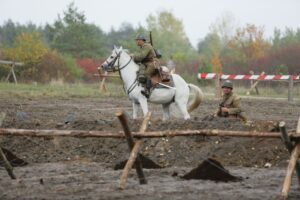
[139,97,149,117]
[132,102,139,119]
[162,103,171,121]
[175,98,190,120]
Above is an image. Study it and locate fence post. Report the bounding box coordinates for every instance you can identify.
[215,73,221,99]
[288,75,294,103]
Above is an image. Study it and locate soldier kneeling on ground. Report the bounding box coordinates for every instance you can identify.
[214,80,247,122]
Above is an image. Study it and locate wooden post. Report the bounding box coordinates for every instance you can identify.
[118,112,151,189]
[288,75,294,103]
[0,112,16,179]
[100,71,108,92]
[281,143,300,200]
[215,73,221,99]
[11,63,18,84]
[116,111,147,186]
[279,121,300,185]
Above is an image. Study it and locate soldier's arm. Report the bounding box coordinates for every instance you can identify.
[228,97,242,114]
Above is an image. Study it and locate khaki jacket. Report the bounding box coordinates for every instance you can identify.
[133,43,157,76]
[216,92,247,121]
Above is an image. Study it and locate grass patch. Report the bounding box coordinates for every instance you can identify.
[0,82,126,98]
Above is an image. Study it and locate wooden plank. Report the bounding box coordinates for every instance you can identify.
[281,143,300,200]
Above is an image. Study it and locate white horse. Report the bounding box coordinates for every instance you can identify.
[100,46,203,120]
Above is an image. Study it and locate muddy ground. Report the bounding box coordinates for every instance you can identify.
[0,96,300,199]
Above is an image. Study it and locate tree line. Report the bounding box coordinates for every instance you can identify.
[0,3,299,83]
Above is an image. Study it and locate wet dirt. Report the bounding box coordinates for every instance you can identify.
[0,96,300,199]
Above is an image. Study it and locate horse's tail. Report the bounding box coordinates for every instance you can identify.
[187,84,203,113]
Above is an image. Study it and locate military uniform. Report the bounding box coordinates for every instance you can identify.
[133,42,157,79]
[216,92,247,122]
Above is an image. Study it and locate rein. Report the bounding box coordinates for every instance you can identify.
[106,50,138,95]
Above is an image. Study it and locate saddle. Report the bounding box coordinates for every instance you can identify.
[150,66,174,88]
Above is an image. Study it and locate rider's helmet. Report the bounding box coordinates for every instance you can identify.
[135,34,146,41]
[222,80,233,89]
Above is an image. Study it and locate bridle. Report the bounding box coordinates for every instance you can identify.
[101,49,137,95]
[102,50,132,72]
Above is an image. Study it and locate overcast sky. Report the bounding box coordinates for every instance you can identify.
[1,0,300,47]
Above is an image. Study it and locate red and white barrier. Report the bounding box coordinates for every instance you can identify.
[197,73,300,80]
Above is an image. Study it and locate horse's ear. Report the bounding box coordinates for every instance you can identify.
[113,45,117,50]
[119,46,123,51]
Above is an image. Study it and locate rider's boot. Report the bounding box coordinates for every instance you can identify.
[141,78,151,98]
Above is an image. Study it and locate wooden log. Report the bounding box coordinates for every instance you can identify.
[296,117,300,136]
[93,73,119,78]
[0,112,6,127]
[0,148,16,179]
[281,143,300,200]
[116,111,146,185]
[99,71,107,92]
[0,112,16,179]
[139,112,152,133]
[288,75,294,103]
[119,112,152,189]
[119,140,143,190]
[1,128,299,138]
[279,121,300,185]
[215,73,221,99]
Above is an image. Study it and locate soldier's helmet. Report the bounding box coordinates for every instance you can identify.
[135,34,146,41]
[222,80,233,89]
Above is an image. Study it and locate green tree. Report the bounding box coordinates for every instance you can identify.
[46,2,106,58]
[145,11,197,62]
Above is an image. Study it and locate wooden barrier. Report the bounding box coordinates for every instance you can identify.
[0,60,23,84]
[0,114,300,197]
[94,68,120,92]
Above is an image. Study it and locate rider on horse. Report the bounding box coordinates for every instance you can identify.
[130,34,158,98]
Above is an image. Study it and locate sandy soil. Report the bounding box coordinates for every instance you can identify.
[0,96,300,199]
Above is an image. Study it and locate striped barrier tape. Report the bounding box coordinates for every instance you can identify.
[197,73,300,80]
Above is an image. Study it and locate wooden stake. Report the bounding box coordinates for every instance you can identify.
[119,140,143,190]
[288,75,294,103]
[116,111,146,185]
[139,112,152,133]
[281,143,300,200]
[296,117,300,137]
[0,112,16,179]
[279,121,300,185]
[119,112,151,189]
[0,148,16,179]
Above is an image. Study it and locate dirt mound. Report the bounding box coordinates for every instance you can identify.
[0,147,28,167]
[114,154,162,170]
[181,158,242,182]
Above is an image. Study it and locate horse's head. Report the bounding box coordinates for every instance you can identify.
[100,46,123,72]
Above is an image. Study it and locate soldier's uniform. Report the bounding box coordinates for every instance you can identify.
[132,34,158,98]
[216,81,247,122]
[133,42,157,80]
